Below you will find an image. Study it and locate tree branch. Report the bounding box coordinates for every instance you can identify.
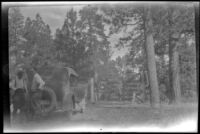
[122,21,141,26]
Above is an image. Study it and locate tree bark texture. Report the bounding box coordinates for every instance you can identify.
[144,6,160,108]
[90,78,95,103]
[168,32,182,104]
[168,39,175,103]
[172,50,181,103]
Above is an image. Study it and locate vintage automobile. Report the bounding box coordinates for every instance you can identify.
[31,65,89,118]
[12,64,88,121]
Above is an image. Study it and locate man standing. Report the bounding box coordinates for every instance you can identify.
[31,67,45,91]
[30,67,45,115]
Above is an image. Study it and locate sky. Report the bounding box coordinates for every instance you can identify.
[19,5,129,60]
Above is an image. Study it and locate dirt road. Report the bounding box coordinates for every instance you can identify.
[6,102,198,132]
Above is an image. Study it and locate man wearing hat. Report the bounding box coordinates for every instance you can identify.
[11,67,28,123]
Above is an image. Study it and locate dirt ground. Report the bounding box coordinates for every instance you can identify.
[5,101,198,132]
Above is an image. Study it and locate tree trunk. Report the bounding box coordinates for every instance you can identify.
[90,78,95,103]
[172,50,181,103]
[194,2,199,101]
[167,7,182,104]
[144,6,160,108]
[168,40,175,103]
[169,40,181,104]
[94,72,98,101]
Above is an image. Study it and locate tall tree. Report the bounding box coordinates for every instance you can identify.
[53,7,111,103]
[101,4,160,107]
[23,13,53,69]
[8,7,25,76]
[54,8,93,81]
[143,5,160,108]
[79,6,111,102]
[9,7,24,47]
[152,3,195,103]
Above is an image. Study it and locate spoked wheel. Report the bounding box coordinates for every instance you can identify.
[31,87,57,118]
